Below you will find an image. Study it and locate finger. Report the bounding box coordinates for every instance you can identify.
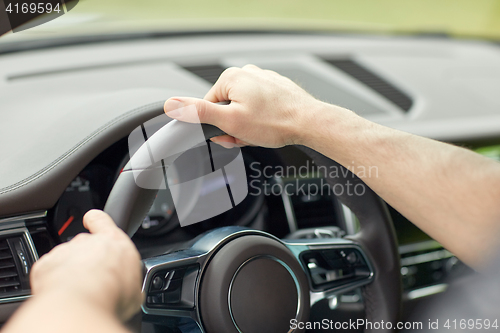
[83,209,121,235]
[164,97,232,127]
[204,65,262,103]
[210,135,239,149]
[211,135,251,149]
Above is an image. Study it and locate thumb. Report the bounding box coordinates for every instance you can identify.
[164,97,229,126]
[83,209,122,235]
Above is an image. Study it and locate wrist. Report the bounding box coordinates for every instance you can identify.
[293,101,357,150]
[290,100,326,146]
[34,284,119,317]
[5,286,128,333]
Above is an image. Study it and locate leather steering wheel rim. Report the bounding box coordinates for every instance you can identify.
[297,146,402,333]
[104,117,402,333]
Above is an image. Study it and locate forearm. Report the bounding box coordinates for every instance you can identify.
[302,102,500,268]
[2,290,129,333]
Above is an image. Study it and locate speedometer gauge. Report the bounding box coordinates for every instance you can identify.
[53,175,94,242]
[52,165,113,242]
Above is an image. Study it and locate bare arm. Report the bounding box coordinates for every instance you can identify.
[306,103,500,267]
[3,291,129,333]
[164,64,500,269]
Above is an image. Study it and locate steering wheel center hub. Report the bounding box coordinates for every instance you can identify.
[229,256,300,333]
[198,235,309,333]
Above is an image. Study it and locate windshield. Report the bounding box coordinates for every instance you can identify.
[1,0,500,45]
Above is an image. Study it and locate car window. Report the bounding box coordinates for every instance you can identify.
[2,0,500,44]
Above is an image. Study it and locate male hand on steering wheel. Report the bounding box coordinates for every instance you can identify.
[164,64,327,149]
[2,210,144,333]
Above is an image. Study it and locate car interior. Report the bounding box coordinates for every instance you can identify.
[1,2,500,332]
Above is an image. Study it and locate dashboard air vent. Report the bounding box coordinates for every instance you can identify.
[324,59,413,112]
[0,239,20,294]
[284,178,340,229]
[0,231,35,299]
[181,64,226,84]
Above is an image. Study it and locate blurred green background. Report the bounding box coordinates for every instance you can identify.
[69,0,500,38]
[476,145,500,161]
[6,0,500,40]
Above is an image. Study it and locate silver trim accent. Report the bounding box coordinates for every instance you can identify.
[0,295,31,304]
[314,228,337,238]
[0,221,26,232]
[400,249,453,266]
[327,295,338,309]
[274,177,298,233]
[0,227,39,261]
[340,293,361,303]
[0,211,47,224]
[399,240,443,255]
[406,283,448,300]
[227,255,301,333]
[341,204,358,235]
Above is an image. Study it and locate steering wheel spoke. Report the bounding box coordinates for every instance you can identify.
[142,249,206,320]
[284,238,374,306]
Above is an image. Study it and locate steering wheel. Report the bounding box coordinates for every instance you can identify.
[104,119,402,333]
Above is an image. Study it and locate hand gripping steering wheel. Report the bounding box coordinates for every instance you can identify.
[104,119,402,333]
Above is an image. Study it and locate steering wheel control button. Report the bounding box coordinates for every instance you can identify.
[146,265,198,309]
[301,248,370,290]
[151,276,163,290]
[147,294,163,304]
[199,234,310,333]
[163,279,182,304]
[346,251,358,264]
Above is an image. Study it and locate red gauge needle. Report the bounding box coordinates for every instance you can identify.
[58,216,74,236]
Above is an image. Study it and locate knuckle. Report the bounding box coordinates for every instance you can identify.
[242,64,260,71]
[111,227,125,238]
[220,67,241,81]
[72,233,89,242]
[263,69,281,78]
[195,100,208,121]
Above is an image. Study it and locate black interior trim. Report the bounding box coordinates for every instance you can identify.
[324,59,413,112]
